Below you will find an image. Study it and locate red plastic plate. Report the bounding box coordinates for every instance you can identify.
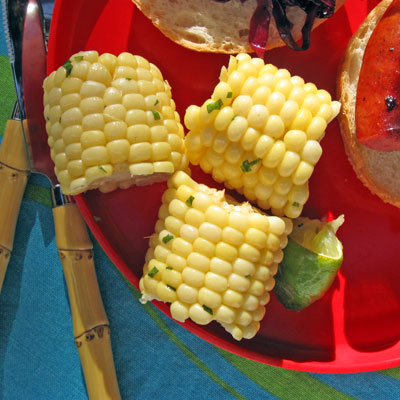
[47,0,400,373]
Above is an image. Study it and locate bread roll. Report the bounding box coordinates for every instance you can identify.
[132,0,345,53]
[337,0,400,207]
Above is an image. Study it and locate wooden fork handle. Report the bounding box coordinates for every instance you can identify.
[53,203,121,400]
[0,120,30,292]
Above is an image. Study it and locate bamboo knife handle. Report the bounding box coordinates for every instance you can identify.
[53,203,121,400]
[0,119,30,292]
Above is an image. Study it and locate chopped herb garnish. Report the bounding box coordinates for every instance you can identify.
[245,274,251,278]
[46,116,50,121]
[297,223,304,228]
[232,115,238,121]
[166,284,176,291]
[74,55,84,62]
[148,266,159,277]
[59,117,61,123]
[151,110,161,120]
[227,91,233,98]
[93,216,102,222]
[293,202,300,207]
[166,266,173,270]
[98,165,107,173]
[162,234,174,244]
[207,99,223,113]
[185,195,195,206]
[202,305,213,315]
[154,99,159,106]
[126,77,132,80]
[63,59,73,77]
[240,159,261,172]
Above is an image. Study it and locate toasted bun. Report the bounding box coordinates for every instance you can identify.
[132,0,345,53]
[337,0,400,207]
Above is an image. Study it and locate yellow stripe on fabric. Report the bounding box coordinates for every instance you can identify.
[125,284,248,400]
[380,367,400,379]
[218,349,357,400]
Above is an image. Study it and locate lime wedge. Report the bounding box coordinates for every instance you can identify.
[274,215,344,311]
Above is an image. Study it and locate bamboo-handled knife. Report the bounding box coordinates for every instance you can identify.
[0,1,30,292]
[4,0,121,398]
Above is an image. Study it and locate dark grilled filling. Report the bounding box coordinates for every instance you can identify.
[212,0,335,56]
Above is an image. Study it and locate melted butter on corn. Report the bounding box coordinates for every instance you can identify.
[43,51,188,195]
[140,171,293,341]
[184,53,341,218]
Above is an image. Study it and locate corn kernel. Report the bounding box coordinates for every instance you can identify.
[166,253,186,272]
[184,208,205,227]
[266,92,285,114]
[176,284,198,304]
[187,252,210,272]
[182,267,205,287]
[106,139,130,164]
[233,258,255,276]
[189,304,213,325]
[80,80,106,98]
[214,106,235,131]
[85,164,112,181]
[199,222,222,243]
[301,140,322,165]
[223,289,244,308]
[263,115,285,139]
[292,161,314,185]
[215,242,238,262]
[180,224,199,243]
[227,116,248,142]
[277,151,301,177]
[198,287,222,308]
[170,301,189,322]
[156,282,177,303]
[193,238,215,258]
[306,116,327,140]
[239,243,260,262]
[262,140,286,168]
[214,305,236,324]
[171,237,192,257]
[129,142,152,163]
[82,113,105,131]
[163,268,183,288]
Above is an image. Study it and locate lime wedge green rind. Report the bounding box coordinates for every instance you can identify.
[274,236,342,311]
[121,274,248,400]
[217,349,356,400]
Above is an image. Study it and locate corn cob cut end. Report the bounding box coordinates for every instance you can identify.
[43,50,188,195]
[184,53,341,218]
[140,170,292,340]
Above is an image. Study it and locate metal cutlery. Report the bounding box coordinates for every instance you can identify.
[0,0,30,292]
[3,0,121,397]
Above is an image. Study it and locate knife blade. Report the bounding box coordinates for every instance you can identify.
[20,1,121,398]
[0,0,30,291]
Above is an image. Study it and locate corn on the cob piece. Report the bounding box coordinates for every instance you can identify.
[43,51,188,195]
[184,53,341,218]
[139,170,292,340]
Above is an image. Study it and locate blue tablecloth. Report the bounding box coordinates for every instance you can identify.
[1,4,400,399]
